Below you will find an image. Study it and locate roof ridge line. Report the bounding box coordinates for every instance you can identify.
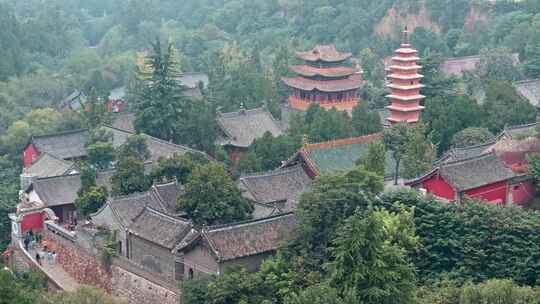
[32,128,89,139]
[305,133,382,151]
[442,151,496,167]
[141,133,207,156]
[144,206,190,224]
[239,165,302,179]
[35,172,81,181]
[101,124,135,135]
[505,122,538,131]
[111,191,151,201]
[154,180,178,187]
[452,140,496,151]
[149,187,169,213]
[206,212,294,231]
[514,78,540,84]
[38,151,74,164]
[218,107,266,117]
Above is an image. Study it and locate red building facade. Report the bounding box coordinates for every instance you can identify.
[386,29,425,124]
[406,153,532,206]
[282,45,363,113]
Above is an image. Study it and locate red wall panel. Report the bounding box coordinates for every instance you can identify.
[422,175,455,201]
[21,212,44,233]
[465,180,508,205]
[23,144,39,168]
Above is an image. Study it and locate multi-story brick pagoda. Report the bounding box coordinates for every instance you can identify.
[282,45,363,113]
[386,28,425,124]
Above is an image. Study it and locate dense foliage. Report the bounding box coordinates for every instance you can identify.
[379,190,540,286]
[2,0,540,301]
[179,163,253,225]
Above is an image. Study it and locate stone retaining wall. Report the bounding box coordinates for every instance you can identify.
[112,266,178,304]
[42,230,179,304]
[43,230,112,292]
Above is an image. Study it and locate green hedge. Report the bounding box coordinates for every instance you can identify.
[379,190,540,285]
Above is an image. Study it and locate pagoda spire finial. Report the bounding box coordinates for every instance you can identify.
[402,26,410,46]
[302,134,309,149]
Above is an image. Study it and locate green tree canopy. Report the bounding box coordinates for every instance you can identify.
[87,142,115,170]
[290,166,383,268]
[111,156,149,196]
[327,208,418,304]
[351,103,383,137]
[179,163,253,225]
[481,81,536,133]
[116,134,150,161]
[402,122,436,179]
[236,132,301,174]
[132,39,189,141]
[150,152,208,184]
[75,186,108,217]
[356,140,386,177]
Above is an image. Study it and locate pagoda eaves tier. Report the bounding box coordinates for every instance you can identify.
[282,45,363,112]
[386,43,425,124]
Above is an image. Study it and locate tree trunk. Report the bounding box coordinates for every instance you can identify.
[394,158,400,186]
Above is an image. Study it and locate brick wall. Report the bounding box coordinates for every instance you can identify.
[42,230,179,304]
[111,265,178,304]
[43,231,112,292]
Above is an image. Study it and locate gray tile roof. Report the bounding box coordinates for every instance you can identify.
[217,107,283,148]
[129,207,192,249]
[92,181,180,230]
[107,192,158,228]
[252,203,280,219]
[295,134,396,178]
[440,53,519,77]
[503,122,539,140]
[111,112,136,133]
[203,213,297,261]
[27,153,76,178]
[440,153,518,191]
[32,129,89,160]
[29,174,81,207]
[151,181,181,215]
[28,168,126,208]
[440,142,495,163]
[514,79,540,108]
[142,134,208,163]
[58,90,87,112]
[440,55,481,76]
[238,165,311,206]
[99,126,132,149]
[99,125,209,163]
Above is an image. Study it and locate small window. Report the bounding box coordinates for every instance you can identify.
[188,268,194,280]
[513,185,520,191]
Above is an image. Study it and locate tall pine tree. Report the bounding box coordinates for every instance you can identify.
[133,39,189,141]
